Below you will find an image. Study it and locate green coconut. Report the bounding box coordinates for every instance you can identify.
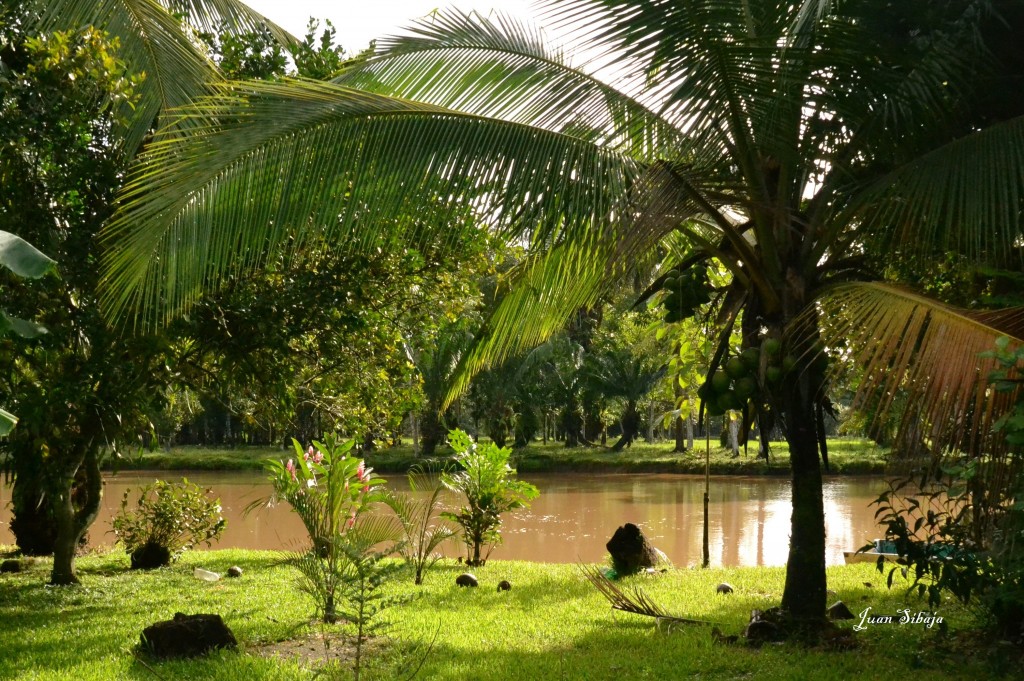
[740,347,760,370]
[763,337,782,356]
[717,391,742,412]
[711,371,731,393]
[765,366,783,385]
[734,376,757,400]
[725,356,748,380]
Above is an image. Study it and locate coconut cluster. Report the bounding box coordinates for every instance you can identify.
[698,338,829,416]
[660,267,711,323]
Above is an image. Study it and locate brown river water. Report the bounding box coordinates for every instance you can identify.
[0,472,889,567]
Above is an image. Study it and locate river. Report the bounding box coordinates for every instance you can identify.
[0,471,889,567]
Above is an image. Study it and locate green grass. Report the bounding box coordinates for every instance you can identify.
[106,437,889,476]
[0,548,1008,680]
[511,438,889,475]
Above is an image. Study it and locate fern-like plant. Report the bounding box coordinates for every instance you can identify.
[384,465,457,584]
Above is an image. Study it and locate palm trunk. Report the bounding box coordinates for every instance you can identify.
[50,447,102,585]
[779,382,827,623]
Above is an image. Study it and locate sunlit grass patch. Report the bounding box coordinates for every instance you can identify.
[0,548,994,680]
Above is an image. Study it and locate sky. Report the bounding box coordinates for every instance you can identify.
[243,0,535,53]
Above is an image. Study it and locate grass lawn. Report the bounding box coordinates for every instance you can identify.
[1,548,1010,680]
[106,437,890,476]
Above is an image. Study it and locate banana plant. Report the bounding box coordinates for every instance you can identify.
[0,231,54,434]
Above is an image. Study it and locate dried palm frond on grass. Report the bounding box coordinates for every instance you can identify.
[579,563,715,627]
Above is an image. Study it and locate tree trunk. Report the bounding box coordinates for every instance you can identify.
[728,413,740,456]
[10,482,57,556]
[780,383,827,623]
[686,400,695,451]
[646,400,655,443]
[50,447,103,585]
[612,402,640,451]
[672,379,687,452]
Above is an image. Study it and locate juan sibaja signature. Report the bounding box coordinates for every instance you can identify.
[853,607,944,632]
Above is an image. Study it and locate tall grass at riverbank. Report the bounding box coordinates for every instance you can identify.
[106,437,889,475]
[0,548,1004,680]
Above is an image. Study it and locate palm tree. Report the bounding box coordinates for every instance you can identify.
[98,1,1024,623]
[584,348,666,450]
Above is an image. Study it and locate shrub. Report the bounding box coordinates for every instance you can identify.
[874,337,1024,642]
[384,465,457,584]
[442,429,538,566]
[112,479,225,569]
[267,436,400,623]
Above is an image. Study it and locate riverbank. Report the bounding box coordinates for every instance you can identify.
[106,437,890,475]
[0,548,1002,680]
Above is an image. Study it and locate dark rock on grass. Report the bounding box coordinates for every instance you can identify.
[744,608,787,647]
[716,582,734,595]
[141,613,237,659]
[606,523,659,576]
[828,601,855,620]
[497,580,511,592]
[456,573,478,588]
[130,542,172,570]
[227,566,243,578]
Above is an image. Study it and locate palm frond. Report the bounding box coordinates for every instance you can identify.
[99,78,640,327]
[579,563,713,625]
[840,115,1024,266]
[335,7,682,160]
[816,282,1024,469]
[34,0,294,154]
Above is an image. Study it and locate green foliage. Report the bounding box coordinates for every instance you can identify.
[202,17,349,81]
[441,429,538,566]
[266,436,397,623]
[874,337,1024,640]
[0,16,171,579]
[0,230,54,434]
[292,516,406,680]
[290,19,349,80]
[384,466,457,585]
[111,479,226,567]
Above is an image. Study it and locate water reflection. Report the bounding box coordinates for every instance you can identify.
[0,472,888,567]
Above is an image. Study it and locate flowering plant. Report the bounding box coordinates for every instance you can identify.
[266,435,395,623]
[267,435,386,552]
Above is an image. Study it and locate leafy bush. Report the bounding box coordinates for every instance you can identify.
[442,429,538,566]
[266,436,400,623]
[385,465,457,584]
[112,479,225,569]
[873,337,1024,642]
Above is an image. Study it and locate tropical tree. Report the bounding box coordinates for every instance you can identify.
[1,0,292,584]
[584,347,666,450]
[98,0,1024,626]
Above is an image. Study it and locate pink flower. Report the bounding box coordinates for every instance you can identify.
[347,511,357,530]
[362,484,370,493]
[304,446,314,462]
[356,461,368,483]
[312,449,324,464]
[285,459,297,481]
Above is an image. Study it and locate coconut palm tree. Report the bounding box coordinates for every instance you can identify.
[98,0,1024,623]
